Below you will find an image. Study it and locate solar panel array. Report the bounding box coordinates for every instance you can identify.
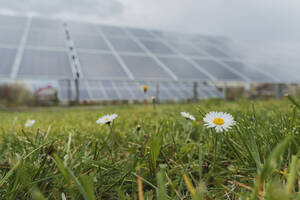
[0,15,298,101]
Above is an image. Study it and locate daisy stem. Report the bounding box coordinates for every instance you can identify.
[213,130,218,168]
[109,123,113,134]
[108,124,115,160]
[185,126,192,143]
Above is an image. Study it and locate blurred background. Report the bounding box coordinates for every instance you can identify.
[0,0,299,107]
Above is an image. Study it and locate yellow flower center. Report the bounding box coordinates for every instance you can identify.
[105,118,109,121]
[213,118,225,125]
[187,115,190,118]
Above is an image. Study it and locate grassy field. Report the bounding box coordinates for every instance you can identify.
[0,97,299,199]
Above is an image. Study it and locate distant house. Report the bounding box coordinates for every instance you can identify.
[34,86,58,105]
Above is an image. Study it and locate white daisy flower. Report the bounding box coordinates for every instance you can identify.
[181,112,196,121]
[25,120,35,127]
[203,112,236,133]
[96,114,118,125]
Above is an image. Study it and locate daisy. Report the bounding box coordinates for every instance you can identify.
[203,112,235,133]
[96,114,118,125]
[181,112,196,121]
[25,120,35,127]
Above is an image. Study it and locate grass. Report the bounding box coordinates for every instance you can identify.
[0,97,299,199]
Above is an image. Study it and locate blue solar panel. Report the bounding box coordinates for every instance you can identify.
[26,30,66,48]
[194,59,243,81]
[78,53,129,79]
[140,40,176,55]
[18,49,73,78]
[0,48,17,77]
[0,28,23,45]
[121,55,173,80]
[71,34,109,50]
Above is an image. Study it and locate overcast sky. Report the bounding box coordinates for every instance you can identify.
[0,0,299,42]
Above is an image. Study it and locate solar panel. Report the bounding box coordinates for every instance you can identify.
[132,89,144,99]
[127,27,155,39]
[71,34,109,50]
[168,88,182,99]
[0,15,27,29]
[194,59,243,81]
[118,88,133,99]
[152,30,185,41]
[108,38,145,53]
[68,22,99,35]
[58,90,70,100]
[158,57,211,80]
[0,48,17,77]
[78,53,129,78]
[87,80,101,88]
[121,55,173,80]
[0,28,23,45]
[100,25,130,38]
[26,30,66,48]
[223,60,272,82]
[140,39,176,55]
[249,61,293,83]
[167,41,208,57]
[183,89,194,98]
[105,88,119,99]
[100,80,114,87]
[18,49,73,78]
[197,45,229,58]
[1,15,281,101]
[90,89,106,99]
[79,89,91,100]
[30,18,64,32]
[113,81,127,88]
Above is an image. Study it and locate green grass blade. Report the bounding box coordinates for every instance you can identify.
[156,170,168,200]
[0,159,21,187]
[260,136,292,182]
[285,155,299,199]
[53,154,95,200]
[286,95,300,110]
